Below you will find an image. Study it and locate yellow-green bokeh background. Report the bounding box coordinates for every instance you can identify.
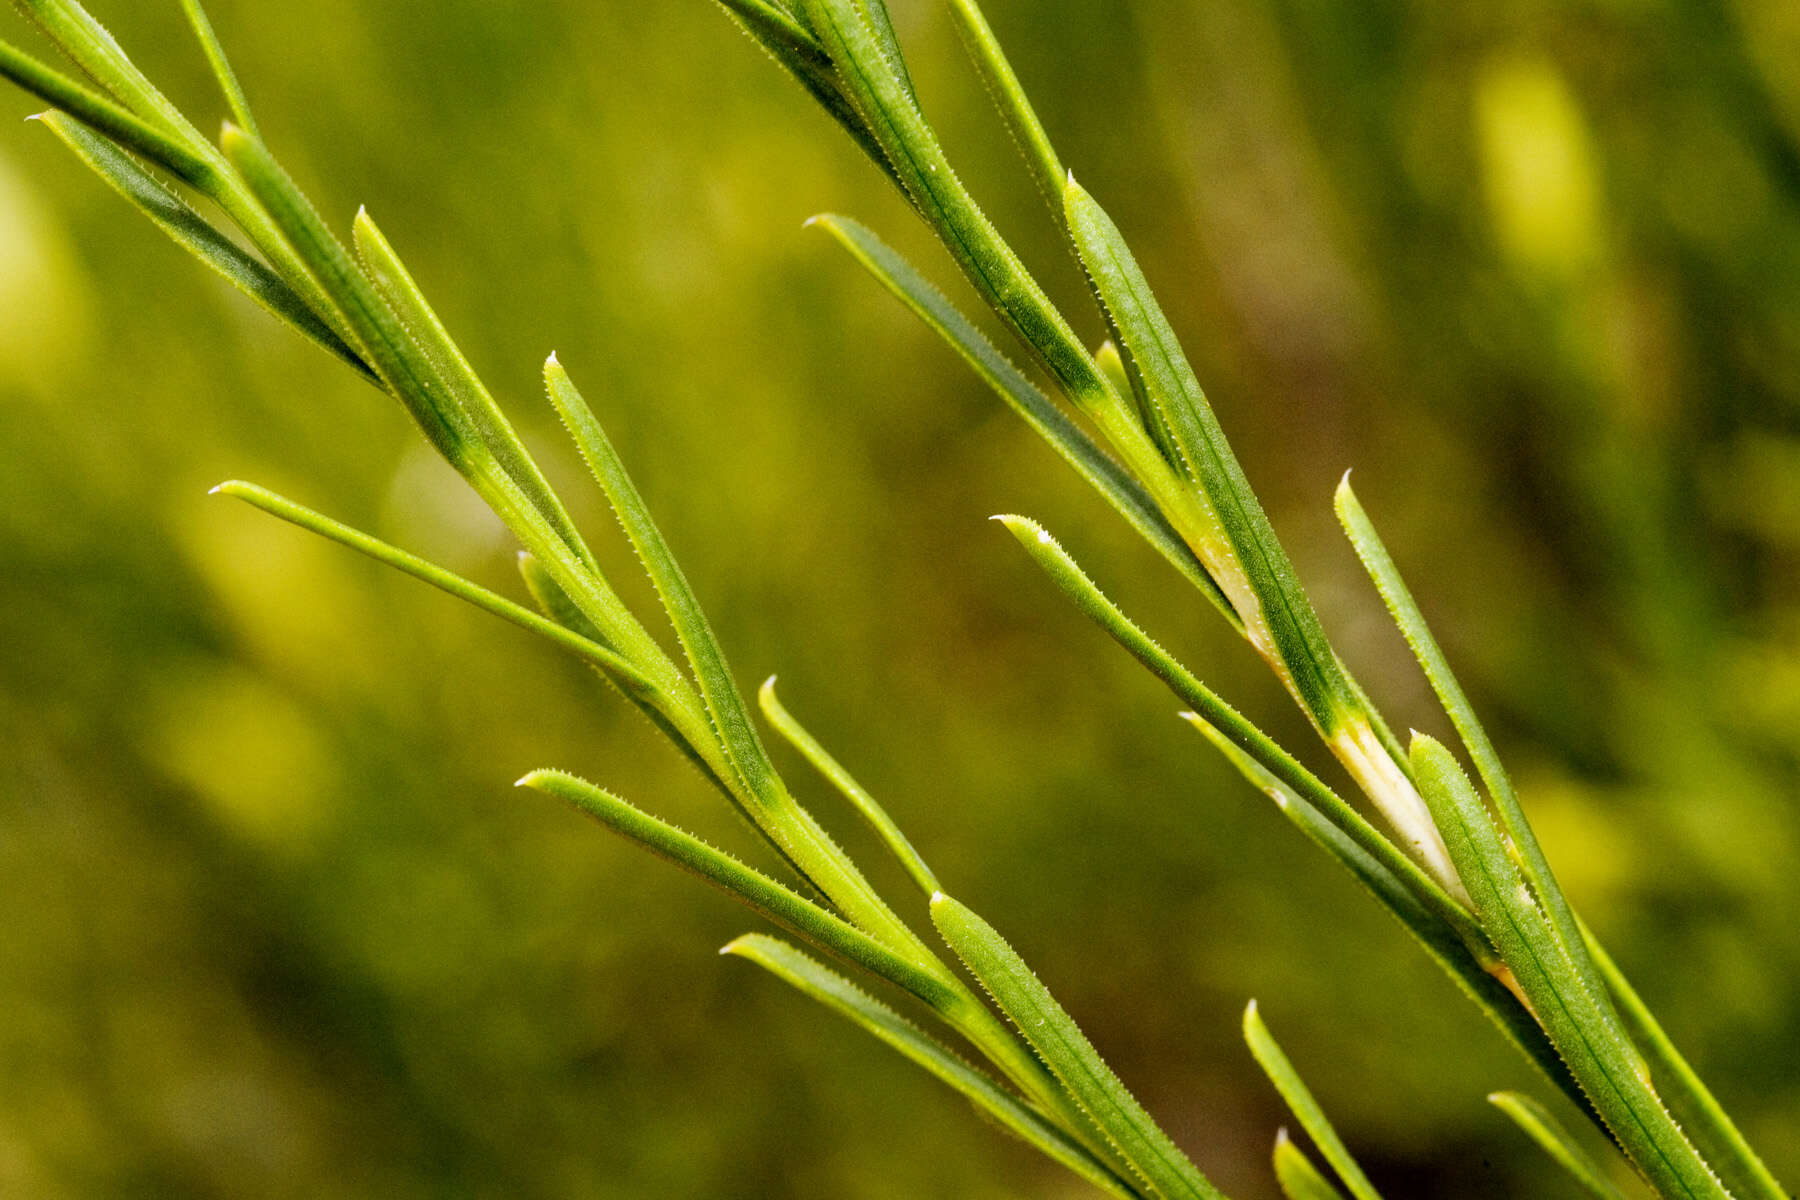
[2,2,1797,1196]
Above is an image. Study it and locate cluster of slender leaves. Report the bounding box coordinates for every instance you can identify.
[0,2,1280,1196]
[717,0,1788,1197]
[4,0,1788,1195]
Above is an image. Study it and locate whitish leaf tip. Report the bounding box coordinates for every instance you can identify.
[992,513,1059,548]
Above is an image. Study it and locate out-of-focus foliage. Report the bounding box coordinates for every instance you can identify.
[0,0,1795,1196]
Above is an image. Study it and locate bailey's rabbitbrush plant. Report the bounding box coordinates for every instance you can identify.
[0,0,1789,1196]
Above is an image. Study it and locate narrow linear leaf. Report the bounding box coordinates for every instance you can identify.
[758,677,940,896]
[210,481,657,692]
[542,357,776,802]
[219,125,472,461]
[1489,1091,1630,1200]
[353,210,598,573]
[1273,1131,1350,1200]
[1583,923,1791,1200]
[536,774,1051,1154]
[225,479,733,821]
[941,0,1062,208]
[793,0,1122,421]
[522,770,957,1011]
[219,130,687,737]
[1181,713,1588,1118]
[1243,1001,1384,1200]
[177,0,257,136]
[724,934,1141,1200]
[1,39,212,183]
[1410,736,1725,1199]
[714,0,902,191]
[1060,176,1461,899]
[810,213,1238,629]
[15,0,200,139]
[930,892,1227,1200]
[18,0,348,343]
[1336,478,1627,1046]
[1061,173,1346,730]
[995,513,1481,951]
[34,113,371,380]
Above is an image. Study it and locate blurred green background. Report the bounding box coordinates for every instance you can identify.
[2,1,1797,1196]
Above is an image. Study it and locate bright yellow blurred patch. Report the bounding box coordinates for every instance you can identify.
[140,664,339,852]
[0,147,89,386]
[1474,57,1605,282]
